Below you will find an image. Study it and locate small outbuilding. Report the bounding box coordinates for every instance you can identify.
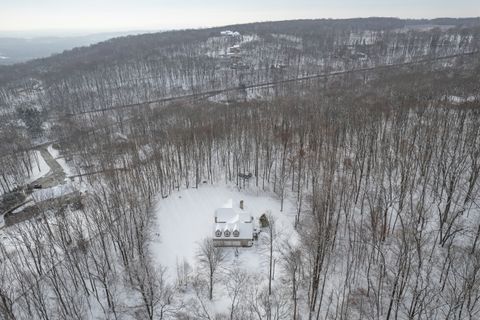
[259,213,269,228]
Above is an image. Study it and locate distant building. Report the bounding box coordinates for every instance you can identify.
[230,63,249,70]
[213,200,254,247]
[221,30,241,37]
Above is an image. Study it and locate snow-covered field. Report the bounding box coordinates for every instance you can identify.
[151,184,297,282]
[26,150,50,183]
[31,184,76,202]
[47,144,73,177]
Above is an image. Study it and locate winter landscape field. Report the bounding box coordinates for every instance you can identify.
[1,1,480,319]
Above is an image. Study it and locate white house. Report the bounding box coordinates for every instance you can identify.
[213,200,254,247]
[220,30,241,37]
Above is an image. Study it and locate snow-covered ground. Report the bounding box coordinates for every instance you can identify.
[1,150,51,197]
[31,184,75,202]
[1,146,80,228]
[151,184,297,282]
[47,144,73,177]
[26,150,51,183]
[445,95,478,104]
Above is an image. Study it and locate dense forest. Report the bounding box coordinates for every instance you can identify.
[1,18,480,320]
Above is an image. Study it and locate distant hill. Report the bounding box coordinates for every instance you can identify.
[0,31,157,65]
[0,17,479,88]
[0,17,477,67]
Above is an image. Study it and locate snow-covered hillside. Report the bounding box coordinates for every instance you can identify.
[0,17,479,320]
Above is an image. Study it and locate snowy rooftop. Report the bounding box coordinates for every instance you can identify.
[214,206,253,240]
[220,30,241,37]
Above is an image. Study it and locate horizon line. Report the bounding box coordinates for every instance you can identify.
[1,16,479,36]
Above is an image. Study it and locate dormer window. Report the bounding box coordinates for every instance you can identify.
[214,205,254,247]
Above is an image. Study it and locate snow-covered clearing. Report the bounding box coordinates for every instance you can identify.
[151,184,297,282]
[31,184,76,202]
[26,150,50,183]
[47,144,73,177]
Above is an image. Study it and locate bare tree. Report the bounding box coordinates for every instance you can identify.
[279,240,302,320]
[261,212,278,296]
[196,238,227,300]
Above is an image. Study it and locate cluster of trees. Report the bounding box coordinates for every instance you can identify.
[1,18,479,119]
[1,54,479,319]
[0,78,46,193]
[0,132,41,194]
[0,18,480,320]
[36,22,480,116]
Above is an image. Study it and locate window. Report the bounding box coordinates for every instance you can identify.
[224,230,231,237]
[233,230,240,237]
[215,230,222,237]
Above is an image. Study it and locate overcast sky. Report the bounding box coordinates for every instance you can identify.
[0,0,479,35]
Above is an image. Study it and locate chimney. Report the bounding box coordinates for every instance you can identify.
[240,200,244,210]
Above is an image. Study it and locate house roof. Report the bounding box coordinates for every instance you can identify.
[214,207,253,240]
[221,30,241,37]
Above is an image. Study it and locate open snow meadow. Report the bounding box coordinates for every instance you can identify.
[151,184,297,281]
